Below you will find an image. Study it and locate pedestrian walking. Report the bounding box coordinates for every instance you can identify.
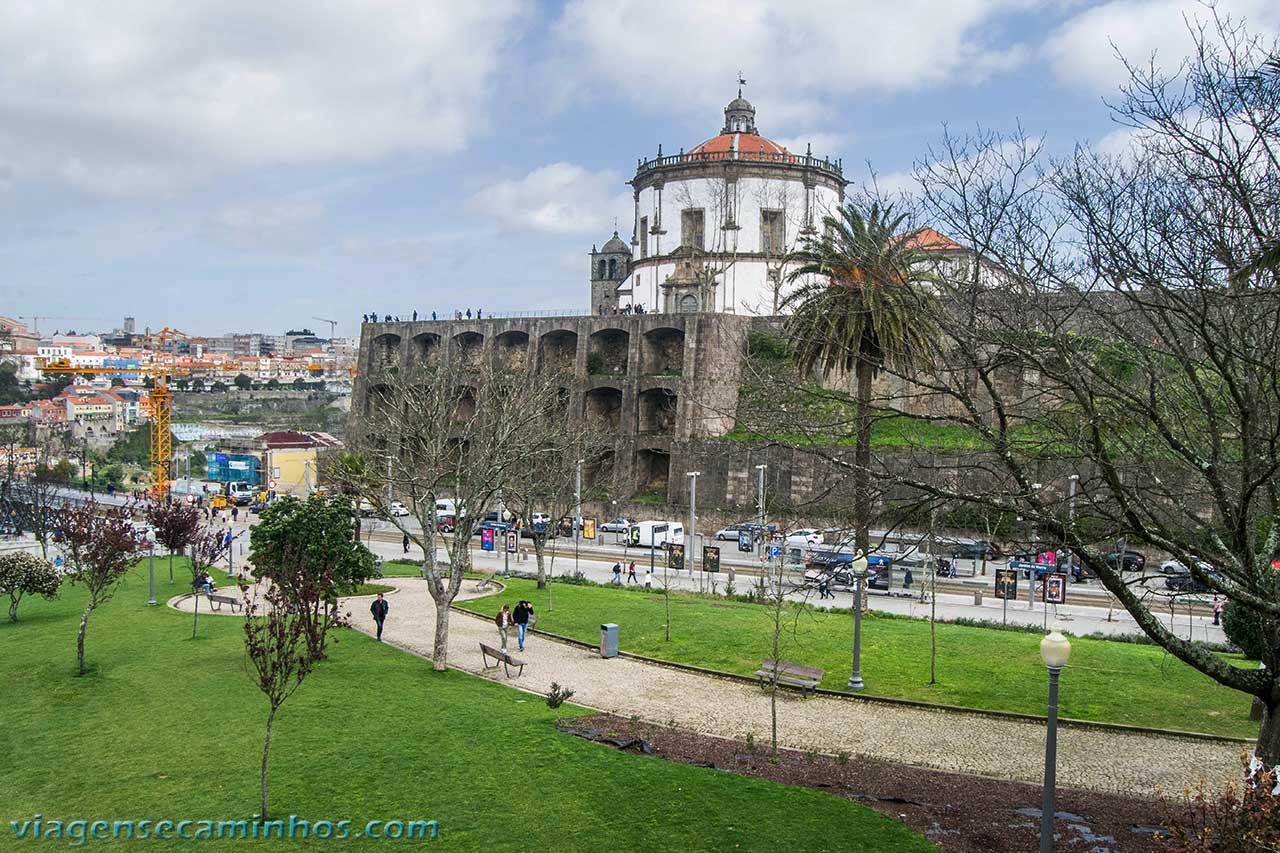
[402,533,410,554]
[903,566,914,590]
[626,562,637,584]
[513,599,534,652]
[818,574,831,600]
[370,593,389,641]
[1212,596,1223,626]
[644,567,653,588]
[495,604,513,652]
[231,505,239,523]
[612,562,622,585]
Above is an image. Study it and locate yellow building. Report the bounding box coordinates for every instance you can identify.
[257,431,342,495]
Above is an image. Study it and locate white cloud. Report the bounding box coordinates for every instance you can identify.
[1043,0,1280,93]
[0,1,528,197]
[773,132,851,157]
[553,0,1040,134]
[468,163,631,236]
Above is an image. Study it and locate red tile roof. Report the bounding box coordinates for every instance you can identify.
[688,132,789,157]
[899,227,964,252]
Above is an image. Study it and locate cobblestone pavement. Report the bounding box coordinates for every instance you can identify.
[336,577,1245,797]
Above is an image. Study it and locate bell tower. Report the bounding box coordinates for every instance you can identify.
[590,230,631,315]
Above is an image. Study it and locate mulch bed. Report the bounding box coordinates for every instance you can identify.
[559,713,1185,852]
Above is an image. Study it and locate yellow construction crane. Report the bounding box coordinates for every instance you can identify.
[37,328,217,500]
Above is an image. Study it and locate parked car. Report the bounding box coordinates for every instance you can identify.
[950,540,1002,560]
[387,501,410,517]
[356,498,376,517]
[1105,550,1147,572]
[804,566,891,592]
[1160,558,1214,575]
[436,514,456,533]
[1165,569,1221,593]
[785,528,823,547]
[715,523,751,541]
[601,516,633,533]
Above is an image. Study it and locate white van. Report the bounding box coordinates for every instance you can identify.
[435,498,461,519]
[630,520,685,548]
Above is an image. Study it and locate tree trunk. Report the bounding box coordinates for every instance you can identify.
[1257,698,1280,769]
[260,706,276,821]
[168,552,174,582]
[77,602,93,676]
[192,591,199,639]
[853,359,873,555]
[431,595,452,672]
[8,593,20,622]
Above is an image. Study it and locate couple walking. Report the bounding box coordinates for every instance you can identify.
[612,561,638,585]
[496,600,535,652]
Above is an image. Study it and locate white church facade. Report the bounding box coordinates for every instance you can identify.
[590,91,847,317]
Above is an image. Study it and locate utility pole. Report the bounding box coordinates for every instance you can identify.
[687,471,700,593]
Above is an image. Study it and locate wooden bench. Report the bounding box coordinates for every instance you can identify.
[479,642,526,678]
[754,658,825,698]
[202,590,242,613]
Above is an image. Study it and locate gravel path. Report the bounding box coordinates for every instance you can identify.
[337,577,1245,797]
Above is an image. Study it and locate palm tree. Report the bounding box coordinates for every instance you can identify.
[783,202,939,554]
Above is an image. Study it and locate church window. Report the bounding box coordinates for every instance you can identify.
[639,216,649,257]
[608,258,617,278]
[761,209,785,255]
[597,259,607,279]
[681,209,705,250]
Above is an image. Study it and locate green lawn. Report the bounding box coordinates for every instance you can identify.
[490,579,1258,740]
[0,563,930,852]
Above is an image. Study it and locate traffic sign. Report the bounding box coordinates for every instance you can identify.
[268,479,277,490]
[505,530,519,554]
[480,528,495,551]
[668,543,685,569]
[703,545,720,573]
[768,544,782,559]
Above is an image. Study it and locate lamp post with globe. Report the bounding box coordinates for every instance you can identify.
[1039,630,1072,852]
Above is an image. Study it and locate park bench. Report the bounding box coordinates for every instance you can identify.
[201,590,242,613]
[754,659,825,698]
[479,643,526,678]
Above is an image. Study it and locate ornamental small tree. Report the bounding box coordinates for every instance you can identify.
[244,548,341,821]
[187,527,231,639]
[147,500,202,582]
[61,501,148,675]
[249,495,375,660]
[0,552,60,622]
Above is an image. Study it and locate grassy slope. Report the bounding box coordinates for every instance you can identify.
[0,565,930,852]
[491,579,1257,740]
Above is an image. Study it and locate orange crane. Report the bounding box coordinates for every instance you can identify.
[37,328,218,500]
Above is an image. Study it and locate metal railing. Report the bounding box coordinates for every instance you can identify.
[636,149,843,180]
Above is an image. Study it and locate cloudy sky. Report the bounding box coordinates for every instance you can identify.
[1,0,1278,338]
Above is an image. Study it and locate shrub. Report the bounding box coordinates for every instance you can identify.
[546,682,575,710]
[1223,600,1265,661]
[0,552,61,622]
[1159,757,1280,851]
[586,352,606,375]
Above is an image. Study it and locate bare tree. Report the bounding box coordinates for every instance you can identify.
[61,501,147,675]
[147,499,201,582]
[339,355,576,671]
[187,527,230,639]
[867,17,1280,766]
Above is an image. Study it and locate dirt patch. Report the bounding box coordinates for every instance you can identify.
[559,713,1181,852]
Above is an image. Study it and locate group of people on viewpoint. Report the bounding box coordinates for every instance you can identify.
[362,308,483,324]
[597,303,646,316]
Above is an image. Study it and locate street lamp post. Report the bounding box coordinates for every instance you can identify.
[848,552,869,691]
[755,463,766,563]
[574,458,583,577]
[687,471,700,591]
[1039,630,1072,853]
[1064,475,1079,580]
[147,542,156,606]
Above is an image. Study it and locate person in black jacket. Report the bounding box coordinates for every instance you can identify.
[370,593,389,641]
[512,599,533,652]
